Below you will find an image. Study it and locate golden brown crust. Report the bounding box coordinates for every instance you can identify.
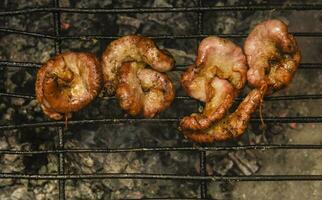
[183,20,301,143]
[116,62,175,118]
[182,86,266,143]
[180,36,247,131]
[116,62,145,116]
[244,19,301,93]
[35,52,103,120]
[101,35,174,95]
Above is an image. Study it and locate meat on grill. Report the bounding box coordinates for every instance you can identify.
[116,62,175,118]
[101,35,174,95]
[35,52,103,120]
[182,19,301,143]
[180,36,248,131]
[183,86,266,142]
[244,19,301,93]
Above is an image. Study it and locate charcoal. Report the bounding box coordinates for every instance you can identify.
[208,181,233,200]
[2,107,15,121]
[1,0,322,199]
[71,0,113,8]
[10,70,26,86]
[0,136,14,189]
[66,181,105,200]
[10,187,35,200]
[116,15,142,33]
[228,150,260,176]
[0,137,9,150]
[0,179,14,188]
[212,157,234,175]
[32,181,58,200]
[167,48,195,66]
[11,98,26,107]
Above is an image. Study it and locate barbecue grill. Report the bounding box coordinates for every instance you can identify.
[1,0,322,199]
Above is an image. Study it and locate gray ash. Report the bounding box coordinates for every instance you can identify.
[1,0,322,199]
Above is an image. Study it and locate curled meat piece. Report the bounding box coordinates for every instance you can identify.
[102,35,174,95]
[182,86,267,143]
[116,62,175,118]
[244,19,301,93]
[180,36,248,131]
[35,52,102,120]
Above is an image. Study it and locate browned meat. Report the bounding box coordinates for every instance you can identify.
[244,19,301,93]
[180,36,248,131]
[182,19,301,143]
[35,52,102,120]
[101,35,174,95]
[116,62,175,118]
[182,86,267,143]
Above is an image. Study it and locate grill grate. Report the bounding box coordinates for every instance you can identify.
[1,1,322,199]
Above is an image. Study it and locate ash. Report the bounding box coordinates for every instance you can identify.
[1,0,322,199]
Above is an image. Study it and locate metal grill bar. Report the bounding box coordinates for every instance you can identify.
[122,198,210,200]
[197,1,208,197]
[175,63,322,71]
[199,151,207,198]
[2,92,322,101]
[1,1,322,199]
[1,4,322,16]
[122,197,209,200]
[1,61,321,70]
[51,0,65,199]
[57,127,65,200]
[53,0,61,53]
[0,117,321,130]
[0,173,321,181]
[0,61,41,68]
[1,144,322,155]
[2,28,322,39]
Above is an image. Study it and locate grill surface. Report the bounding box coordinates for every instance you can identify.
[0,0,322,199]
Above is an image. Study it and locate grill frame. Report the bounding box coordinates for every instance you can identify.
[1,1,322,199]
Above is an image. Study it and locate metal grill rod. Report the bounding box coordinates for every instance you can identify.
[0,116,321,131]
[1,61,321,70]
[197,1,208,196]
[1,4,322,16]
[51,0,65,198]
[1,2,322,199]
[0,173,321,181]
[2,28,322,39]
[122,197,209,200]
[122,198,210,200]
[1,144,322,155]
[2,92,322,101]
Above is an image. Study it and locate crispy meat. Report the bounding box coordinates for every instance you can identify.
[244,19,301,93]
[180,36,248,131]
[116,62,175,118]
[35,52,102,120]
[101,35,174,95]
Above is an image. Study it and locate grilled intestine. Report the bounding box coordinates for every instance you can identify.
[181,19,301,143]
[180,36,248,131]
[183,87,265,142]
[102,35,175,117]
[116,62,174,118]
[101,35,174,95]
[35,52,103,120]
[244,19,301,94]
